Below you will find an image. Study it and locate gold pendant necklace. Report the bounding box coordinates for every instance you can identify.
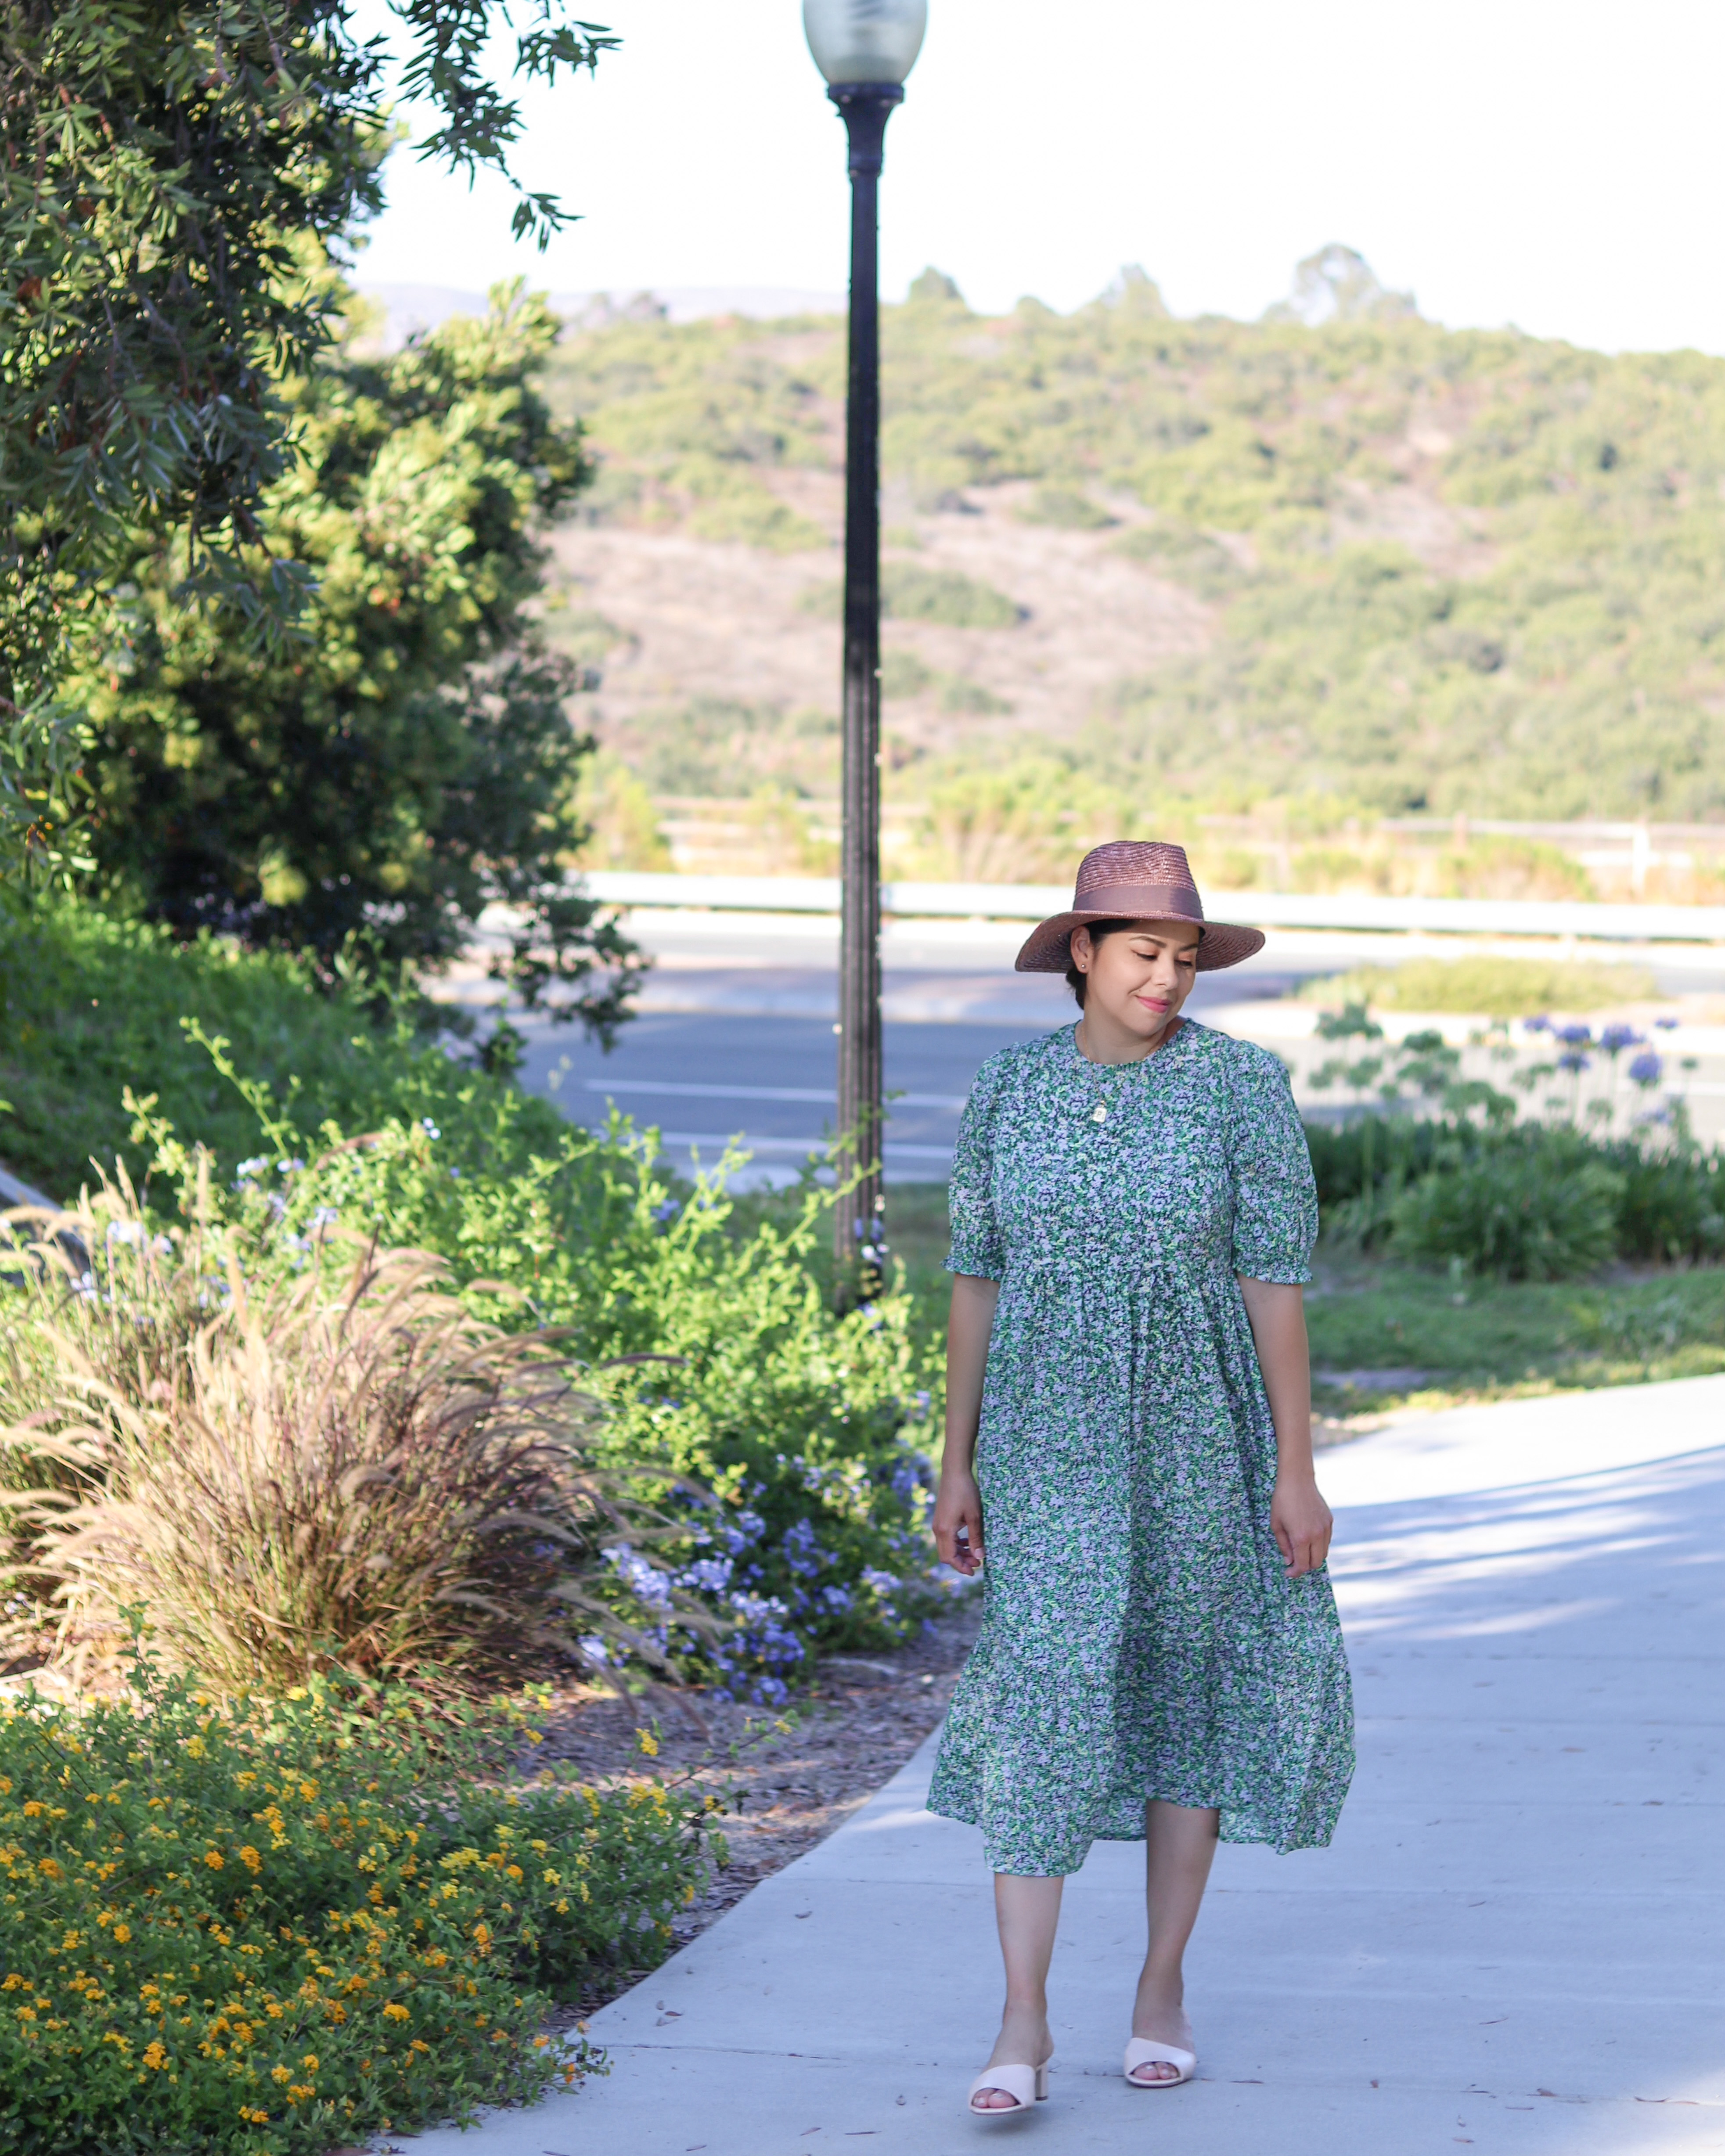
[1077,1025,1138,1123]
[1077,1017,1173,1123]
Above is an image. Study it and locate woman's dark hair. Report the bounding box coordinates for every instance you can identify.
[1065,918,1205,1007]
[1065,919,1134,1008]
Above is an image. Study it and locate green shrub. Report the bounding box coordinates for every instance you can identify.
[938,676,1013,715]
[578,1178,935,1702]
[1305,1111,1725,1271]
[1111,521,1245,597]
[1301,955,1654,1019]
[879,648,934,699]
[1017,485,1116,530]
[0,900,386,1200]
[876,651,1012,714]
[687,484,825,553]
[0,1631,715,2156]
[1563,1282,1725,1366]
[885,565,1023,628]
[1610,1139,1725,1263]
[1389,1139,1625,1280]
[205,1117,935,1704]
[797,567,1023,629]
[1301,1113,1452,1247]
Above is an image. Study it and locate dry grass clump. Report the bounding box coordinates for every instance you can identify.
[0,1178,688,1692]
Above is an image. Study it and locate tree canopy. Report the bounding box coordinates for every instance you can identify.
[0,1,615,864]
[70,284,642,1040]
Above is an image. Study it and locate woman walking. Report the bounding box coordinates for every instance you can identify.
[927,840,1353,2116]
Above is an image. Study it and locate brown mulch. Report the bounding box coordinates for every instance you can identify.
[527,1589,983,2004]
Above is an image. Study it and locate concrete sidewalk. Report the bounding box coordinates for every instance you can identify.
[400,1376,1725,2156]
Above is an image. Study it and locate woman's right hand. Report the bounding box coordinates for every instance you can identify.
[933,1469,985,1576]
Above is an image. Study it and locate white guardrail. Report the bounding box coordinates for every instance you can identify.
[580,872,1725,945]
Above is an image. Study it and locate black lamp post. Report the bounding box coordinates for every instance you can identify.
[803,0,927,1308]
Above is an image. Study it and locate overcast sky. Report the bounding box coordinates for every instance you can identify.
[351,0,1725,353]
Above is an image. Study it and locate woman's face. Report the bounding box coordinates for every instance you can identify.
[1071,918,1202,1043]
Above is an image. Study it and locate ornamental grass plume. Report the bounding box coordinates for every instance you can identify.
[0,1186,695,1691]
[0,1157,216,1468]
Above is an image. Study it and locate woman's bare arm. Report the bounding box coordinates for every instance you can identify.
[931,1273,999,1576]
[1237,1277,1333,1580]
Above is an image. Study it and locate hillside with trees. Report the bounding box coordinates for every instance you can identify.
[538,251,1725,894]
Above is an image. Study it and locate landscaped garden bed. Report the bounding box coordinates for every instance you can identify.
[0,899,951,2153]
[2,896,1722,2155]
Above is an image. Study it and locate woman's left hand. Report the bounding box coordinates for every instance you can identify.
[1271,1473,1333,1580]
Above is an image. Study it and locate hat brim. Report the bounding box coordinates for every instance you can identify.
[1014,907,1266,974]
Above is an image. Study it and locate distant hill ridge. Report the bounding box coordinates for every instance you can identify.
[356,283,847,349]
[515,245,1725,844]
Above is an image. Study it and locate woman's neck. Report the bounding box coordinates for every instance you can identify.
[1074,1011,1181,1066]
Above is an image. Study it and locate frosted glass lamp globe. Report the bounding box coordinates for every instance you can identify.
[803,0,927,86]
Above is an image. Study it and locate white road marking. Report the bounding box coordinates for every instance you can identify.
[580,1078,968,1109]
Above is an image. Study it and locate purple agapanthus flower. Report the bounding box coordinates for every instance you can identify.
[1599,1024,1643,1055]
[1556,1022,1594,1047]
[1556,1049,1591,1075]
[1628,1051,1664,1087]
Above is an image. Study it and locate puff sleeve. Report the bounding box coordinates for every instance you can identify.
[944,1060,1007,1280]
[1228,1047,1318,1284]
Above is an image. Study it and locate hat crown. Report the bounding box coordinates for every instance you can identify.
[1012,836,1263,973]
[1073,839,1203,919]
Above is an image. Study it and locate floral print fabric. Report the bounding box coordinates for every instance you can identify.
[927,1021,1354,1875]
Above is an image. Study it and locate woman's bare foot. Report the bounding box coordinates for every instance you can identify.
[1128,1980,1194,2084]
[972,2004,1054,2110]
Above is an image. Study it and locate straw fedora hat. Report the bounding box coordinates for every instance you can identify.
[1015,840,1265,974]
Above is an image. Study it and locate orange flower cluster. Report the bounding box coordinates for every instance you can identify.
[0,1653,717,2154]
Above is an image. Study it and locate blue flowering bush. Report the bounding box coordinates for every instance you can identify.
[553,1171,939,1703]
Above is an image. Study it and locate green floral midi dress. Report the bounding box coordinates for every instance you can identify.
[927,1019,1354,1875]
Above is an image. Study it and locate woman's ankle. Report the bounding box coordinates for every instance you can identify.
[989,2001,1053,2066]
[1133,1969,1186,2013]
[1000,1998,1049,2027]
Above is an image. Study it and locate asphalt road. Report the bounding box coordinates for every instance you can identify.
[515,1008,1041,1183]
[485,913,1725,1184]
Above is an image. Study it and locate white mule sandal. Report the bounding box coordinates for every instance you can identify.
[1123,2037,1196,2088]
[966,2058,1051,2118]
